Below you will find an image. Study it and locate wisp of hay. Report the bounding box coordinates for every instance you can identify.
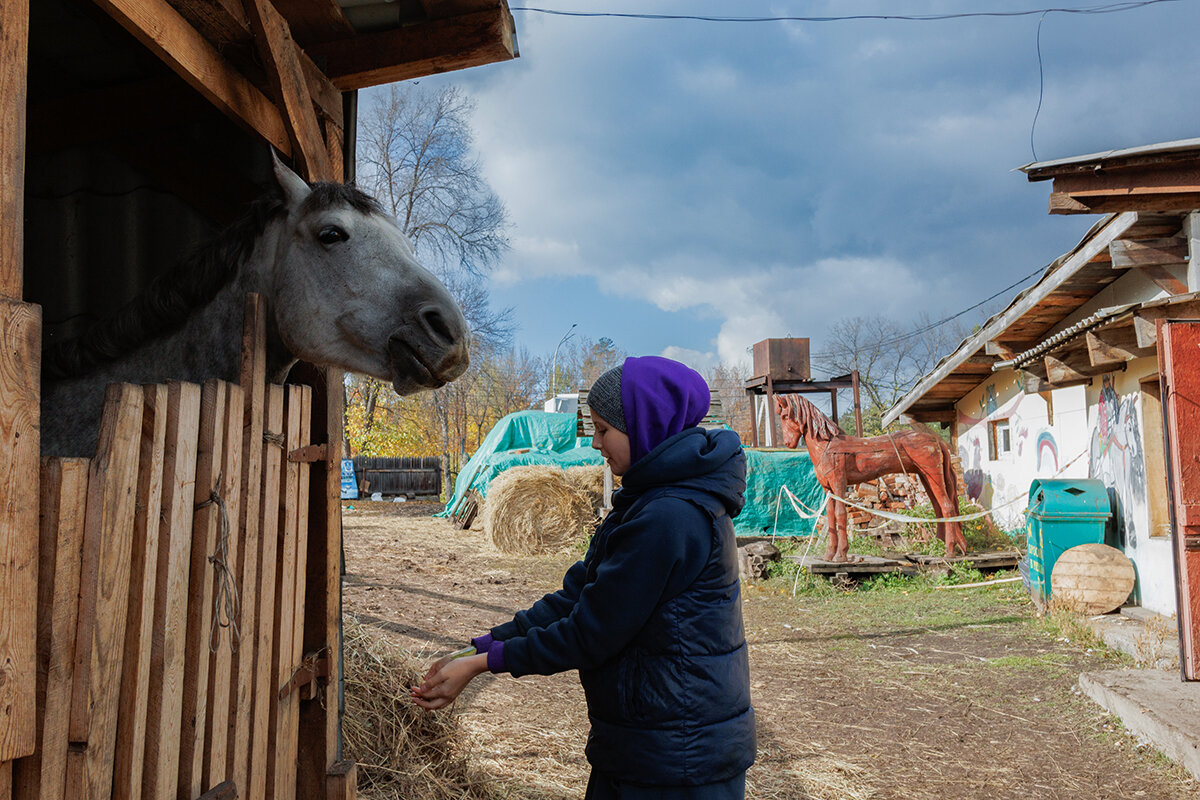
[342,616,498,799]
[482,465,595,554]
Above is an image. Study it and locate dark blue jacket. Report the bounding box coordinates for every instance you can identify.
[489,427,756,786]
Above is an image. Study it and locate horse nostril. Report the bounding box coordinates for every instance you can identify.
[419,305,457,346]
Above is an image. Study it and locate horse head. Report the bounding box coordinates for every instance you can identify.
[268,156,470,393]
[775,394,840,448]
[775,395,804,448]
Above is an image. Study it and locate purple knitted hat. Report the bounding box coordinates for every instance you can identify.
[619,356,710,464]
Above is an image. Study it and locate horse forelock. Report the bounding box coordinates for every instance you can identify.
[302,182,385,217]
[43,191,293,381]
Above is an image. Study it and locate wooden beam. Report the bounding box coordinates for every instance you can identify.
[1141,264,1191,296]
[1086,326,1156,367]
[1134,294,1200,348]
[91,0,293,157]
[173,0,343,127]
[1045,353,1118,384]
[1052,191,1200,215]
[308,8,517,90]
[243,0,333,181]
[1053,166,1200,197]
[0,0,27,298]
[984,340,1017,359]
[1110,236,1189,269]
[0,300,38,762]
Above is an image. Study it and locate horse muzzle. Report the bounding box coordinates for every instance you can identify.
[386,303,470,393]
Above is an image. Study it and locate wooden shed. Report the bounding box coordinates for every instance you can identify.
[0,1,517,798]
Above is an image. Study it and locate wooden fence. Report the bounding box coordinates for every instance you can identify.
[3,295,353,800]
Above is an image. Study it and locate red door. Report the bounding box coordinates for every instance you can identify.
[1159,319,1200,680]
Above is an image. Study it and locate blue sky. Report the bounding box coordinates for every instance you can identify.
[368,0,1200,374]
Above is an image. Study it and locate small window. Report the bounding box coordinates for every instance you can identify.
[988,419,1012,460]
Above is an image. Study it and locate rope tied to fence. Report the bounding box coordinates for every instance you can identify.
[197,481,241,653]
[263,431,286,448]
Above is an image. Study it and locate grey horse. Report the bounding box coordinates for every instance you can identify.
[42,156,469,455]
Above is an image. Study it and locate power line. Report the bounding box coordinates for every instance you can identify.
[809,264,1046,360]
[510,1,1182,24]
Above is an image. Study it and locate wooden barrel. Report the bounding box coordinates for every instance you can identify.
[1050,543,1136,615]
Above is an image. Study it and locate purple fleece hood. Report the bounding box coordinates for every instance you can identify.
[620,356,711,464]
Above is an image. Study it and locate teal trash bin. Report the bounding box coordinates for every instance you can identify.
[1025,478,1112,605]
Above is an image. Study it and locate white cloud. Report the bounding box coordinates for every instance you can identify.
[660,345,719,374]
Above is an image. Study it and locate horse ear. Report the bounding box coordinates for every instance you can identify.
[271,149,312,208]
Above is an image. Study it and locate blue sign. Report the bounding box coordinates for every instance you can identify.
[340,459,358,500]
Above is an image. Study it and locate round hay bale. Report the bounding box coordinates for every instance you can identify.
[482,465,595,554]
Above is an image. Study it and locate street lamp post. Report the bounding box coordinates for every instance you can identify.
[549,322,578,401]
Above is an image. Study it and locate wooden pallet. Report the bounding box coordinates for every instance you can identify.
[789,554,919,577]
[903,551,1021,570]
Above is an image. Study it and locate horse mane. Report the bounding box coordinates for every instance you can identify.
[43,182,385,380]
[788,394,843,442]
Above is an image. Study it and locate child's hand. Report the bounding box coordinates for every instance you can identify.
[411,653,488,710]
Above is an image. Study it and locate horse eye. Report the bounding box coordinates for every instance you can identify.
[317,226,348,245]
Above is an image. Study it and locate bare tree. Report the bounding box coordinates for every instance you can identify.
[812,313,970,433]
[707,362,753,443]
[351,83,515,478]
[359,84,510,278]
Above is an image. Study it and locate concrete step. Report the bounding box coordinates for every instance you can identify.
[1079,669,1200,781]
[1087,609,1179,670]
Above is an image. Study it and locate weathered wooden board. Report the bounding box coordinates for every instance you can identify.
[12,458,88,800]
[204,382,245,788]
[269,385,304,800]
[1050,543,1136,615]
[789,554,919,577]
[0,301,39,762]
[142,382,202,800]
[0,0,27,298]
[71,384,145,798]
[299,367,345,797]
[286,386,313,800]
[230,294,266,800]
[112,385,168,800]
[180,380,226,798]
[326,760,357,800]
[249,385,285,800]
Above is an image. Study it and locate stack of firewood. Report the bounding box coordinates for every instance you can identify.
[845,473,931,530]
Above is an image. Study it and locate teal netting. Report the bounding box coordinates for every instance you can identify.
[438,411,602,517]
[735,448,826,538]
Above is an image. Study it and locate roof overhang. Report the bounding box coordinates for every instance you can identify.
[882,210,1197,426]
[1019,137,1200,216]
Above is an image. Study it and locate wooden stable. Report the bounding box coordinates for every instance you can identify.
[0,0,517,798]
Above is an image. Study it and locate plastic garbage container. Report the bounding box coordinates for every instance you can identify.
[1025,478,1112,605]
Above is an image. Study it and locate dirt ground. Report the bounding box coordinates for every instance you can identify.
[341,501,1198,800]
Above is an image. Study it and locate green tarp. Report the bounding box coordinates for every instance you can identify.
[439,413,825,537]
[439,411,602,518]
[735,448,826,537]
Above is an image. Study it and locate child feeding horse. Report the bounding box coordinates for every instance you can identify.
[775,394,966,561]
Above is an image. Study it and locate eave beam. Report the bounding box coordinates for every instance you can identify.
[308,8,517,90]
[1086,327,1157,368]
[243,0,333,180]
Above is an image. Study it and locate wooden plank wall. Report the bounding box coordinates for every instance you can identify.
[10,294,347,800]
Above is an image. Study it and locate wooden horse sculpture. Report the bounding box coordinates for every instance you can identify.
[775,394,966,561]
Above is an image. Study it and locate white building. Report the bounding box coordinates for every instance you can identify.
[886,139,1200,637]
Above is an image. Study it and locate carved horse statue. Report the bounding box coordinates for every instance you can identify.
[775,394,966,561]
[42,155,470,456]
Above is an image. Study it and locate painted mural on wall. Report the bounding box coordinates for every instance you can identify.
[1089,375,1147,548]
